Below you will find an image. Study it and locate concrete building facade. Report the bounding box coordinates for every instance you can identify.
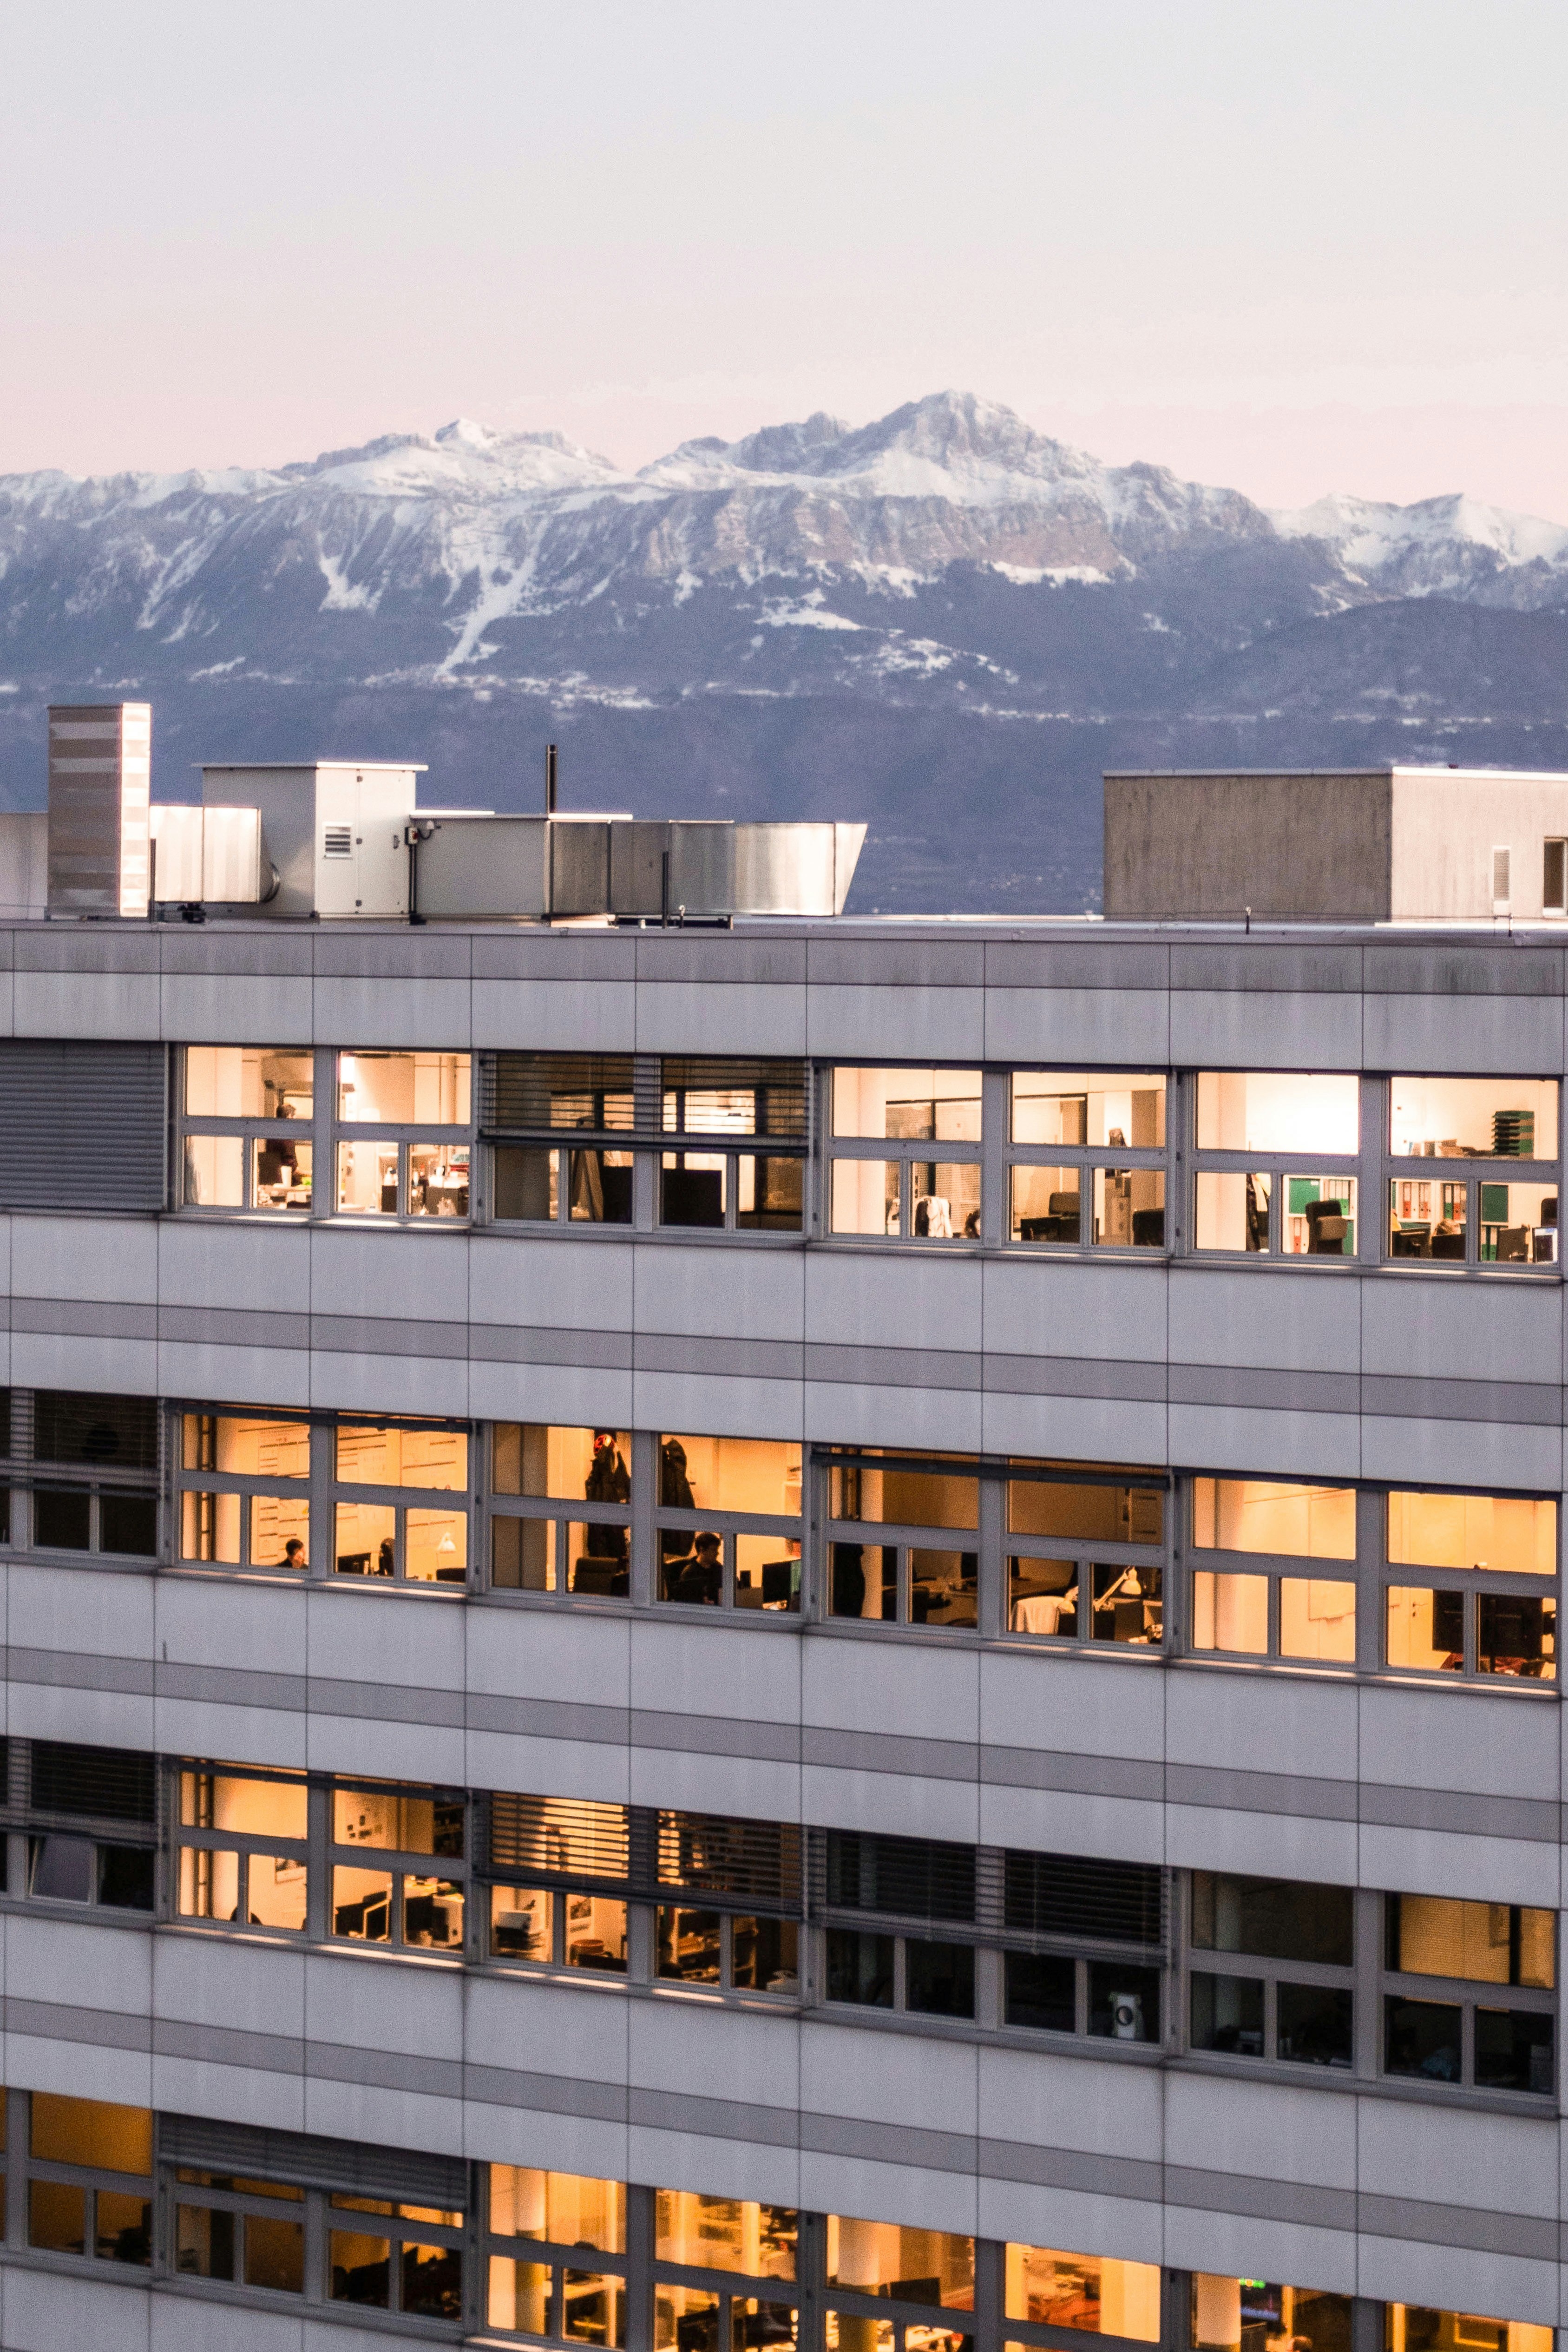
[0,792,1563,2352]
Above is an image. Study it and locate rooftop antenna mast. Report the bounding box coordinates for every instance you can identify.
[545,742,558,816]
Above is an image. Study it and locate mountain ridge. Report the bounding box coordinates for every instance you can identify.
[2,390,1566,911]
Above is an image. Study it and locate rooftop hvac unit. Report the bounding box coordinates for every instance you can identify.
[150,805,269,904]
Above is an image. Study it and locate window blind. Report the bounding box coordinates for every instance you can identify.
[33,1390,158,1472]
[661,1057,807,1139]
[0,1040,166,1211]
[159,2114,467,2210]
[656,1812,803,1914]
[820,1831,977,1925]
[30,1740,156,1826]
[489,1793,633,1888]
[486,1053,638,1135]
[1002,1849,1166,1954]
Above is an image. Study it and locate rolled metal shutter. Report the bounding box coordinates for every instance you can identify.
[0,1040,166,1210]
[158,2115,468,2209]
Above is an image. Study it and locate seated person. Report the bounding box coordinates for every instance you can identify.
[665,1531,722,1606]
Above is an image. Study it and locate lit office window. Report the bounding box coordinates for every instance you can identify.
[329,1780,466,1953]
[1010,1071,1168,1249]
[1191,2279,1351,2352]
[1194,1073,1359,1255]
[656,1433,802,1611]
[1188,1872,1355,2069]
[1008,1468,1165,1648]
[1192,1478,1357,1664]
[180,1045,316,1213]
[1384,1894,1555,2095]
[661,1057,807,1232]
[491,1423,634,1597]
[1005,2242,1161,2340]
[829,1068,982,1240]
[1386,2307,1552,2352]
[1384,1489,1556,1682]
[1387,1077,1559,1268]
[177,1767,309,1932]
[178,1413,310,1572]
[486,2165,628,2344]
[486,1793,631,1974]
[829,1451,979,1630]
[335,1051,472,1219]
[332,1421,469,1584]
[25,2095,152,2267]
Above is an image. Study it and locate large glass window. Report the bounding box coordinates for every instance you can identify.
[1387,1077,1559,1268]
[25,2095,152,2268]
[1194,1073,1359,1255]
[829,1452,979,1630]
[177,1766,310,1932]
[180,1045,316,1214]
[175,2173,306,2295]
[485,2165,628,2345]
[1188,1872,1355,2068]
[335,1051,472,1220]
[178,1413,311,1572]
[1192,2279,1351,2352]
[1384,1490,1556,1681]
[1192,1478,1357,1665]
[1005,2241,1161,2341]
[1009,1072,1167,1250]
[657,1434,803,1612]
[491,1423,634,1597]
[1384,1894,1555,2094]
[333,1420,469,1583]
[829,1068,982,1240]
[330,1780,466,1953]
[1386,2310,1551,2352]
[1008,1470,1165,1648]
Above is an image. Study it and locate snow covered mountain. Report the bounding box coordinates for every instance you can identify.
[2,392,1566,911]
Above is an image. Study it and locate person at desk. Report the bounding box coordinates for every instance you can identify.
[282,1537,307,1571]
[376,1535,394,1577]
[667,1531,722,1606]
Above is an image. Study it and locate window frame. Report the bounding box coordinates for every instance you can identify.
[1384,1074,1561,1272]
[1381,1893,1556,2098]
[1187,1477,1360,1670]
[175,1043,322,1218]
[16,2089,153,2273]
[823,1063,985,1244]
[330,1047,475,1226]
[1190,1071,1364,1263]
[1005,1068,1170,1255]
[1379,1486,1559,1686]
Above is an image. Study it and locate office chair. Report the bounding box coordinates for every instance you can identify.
[1304,1200,1348,1255]
[1131,1208,1165,1247]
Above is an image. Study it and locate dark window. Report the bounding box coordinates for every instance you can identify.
[826,1832,976,1924]
[1277,1982,1354,2067]
[905,1939,975,2018]
[1384,1996,1463,2082]
[1474,2008,1554,2094]
[99,1493,157,1557]
[32,1741,157,1822]
[98,1846,156,1911]
[33,1488,91,1550]
[1190,1973,1263,2055]
[1191,1872,1354,1966]
[1005,1849,1163,1946]
[1004,1950,1076,2031]
[35,1391,157,1470]
[826,1928,894,2006]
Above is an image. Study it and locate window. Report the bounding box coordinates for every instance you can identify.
[829,1067,982,1240]
[176,2172,306,2294]
[26,1388,159,1558]
[1387,1077,1558,1268]
[658,1907,800,1996]
[180,1045,316,1213]
[492,1423,634,1597]
[1005,2241,1161,2341]
[1387,2309,1551,2352]
[829,1452,979,1630]
[333,1419,469,1583]
[1384,1894,1555,2094]
[655,2193,798,2352]
[823,1830,979,2020]
[178,1413,310,1572]
[485,1051,807,1235]
[329,2193,466,2318]
[26,1740,156,1912]
[486,1793,631,1973]
[1009,1072,1167,1249]
[1008,1469,1165,1648]
[335,1050,471,1220]
[1188,1872,1354,2068]
[485,2164,628,2345]
[330,1780,466,1953]
[1544,839,1566,916]
[657,1434,802,1611]
[1003,1848,1165,2044]
[1191,1478,1357,1664]
[25,2094,152,2267]
[178,1766,309,1932]
[489,1050,638,1227]
[825,2216,975,2352]
[1194,1073,1359,1255]
[661,1057,807,1232]
[1384,1490,1556,1682]
[1192,2279,1351,2352]
[656,1812,803,1997]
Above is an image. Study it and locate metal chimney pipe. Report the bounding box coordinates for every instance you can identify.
[545,743,558,816]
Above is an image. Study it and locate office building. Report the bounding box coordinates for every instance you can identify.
[0,714,1561,2352]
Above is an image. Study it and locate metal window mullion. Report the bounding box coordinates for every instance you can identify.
[308,1423,334,1582]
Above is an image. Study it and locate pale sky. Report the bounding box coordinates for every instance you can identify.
[1,0,1565,519]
